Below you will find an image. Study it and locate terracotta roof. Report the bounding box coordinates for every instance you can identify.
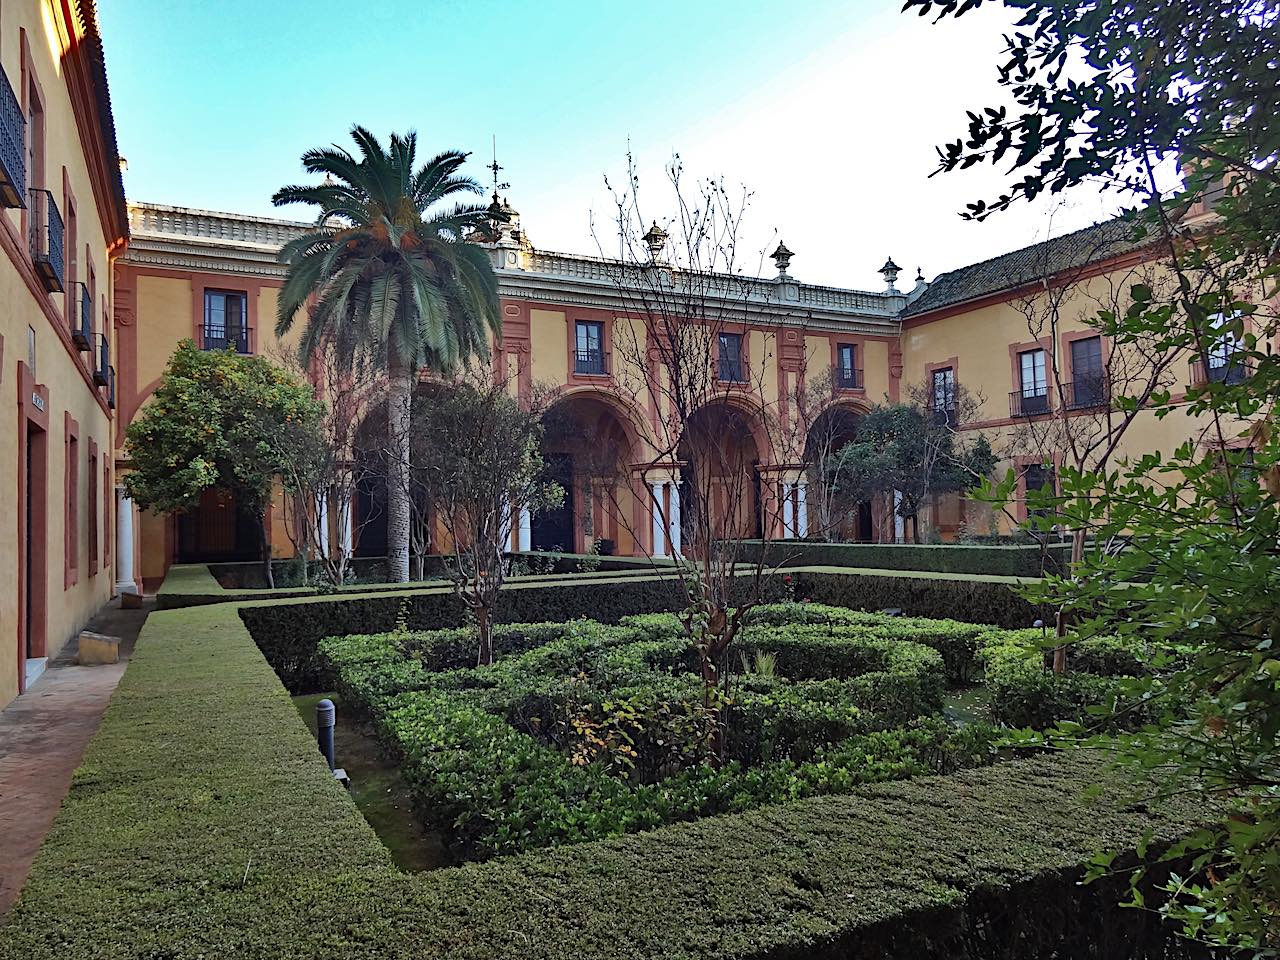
[73,0,129,242]
[901,218,1155,318]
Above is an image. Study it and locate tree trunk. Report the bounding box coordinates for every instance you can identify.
[1052,526,1088,674]
[259,513,274,589]
[476,604,494,666]
[386,355,412,582]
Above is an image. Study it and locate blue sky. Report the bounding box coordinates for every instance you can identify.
[100,1,1122,287]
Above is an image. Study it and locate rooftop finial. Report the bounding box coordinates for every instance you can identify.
[879,257,902,293]
[643,221,669,262]
[488,135,510,200]
[770,240,794,279]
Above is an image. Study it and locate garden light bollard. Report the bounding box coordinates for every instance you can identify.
[316,698,336,770]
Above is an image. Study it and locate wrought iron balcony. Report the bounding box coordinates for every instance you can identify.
[202,323,252,354]
[68,281,92,350]
[0,63,24,208]
[107,365,116,409]
[1189,356,1249,387]
[574,348,609,376]
[28,188,64,292]
[835,366,864,390]
[1065,376,1110,410]
[93,334,109,387]
[1010,389,1050,417]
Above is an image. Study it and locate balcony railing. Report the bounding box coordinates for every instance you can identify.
[107,365,116,409]
[574,348,609,376]
[1190,356,1250,387]
[1064,375,1110,410]
[68,281,92,350]
[93,334,109,387]
[203,324,252,354]
[835,367,864,390]
[0,63,24,208]
[1011,389,1050,417]
[29,188,64,292]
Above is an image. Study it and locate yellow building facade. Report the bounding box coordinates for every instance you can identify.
[0,5,1243,713]
[0,0,127,708]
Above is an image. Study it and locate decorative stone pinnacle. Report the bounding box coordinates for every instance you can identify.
[770,241,794,278]
[642,221,669,261]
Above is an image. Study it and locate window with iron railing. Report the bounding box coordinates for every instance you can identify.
[1068,337,1105,408]
[718,332,745,383]
[68,281,91,350]
[836,343,862,389]
[1014,348,1049,415]
[930,366,957,426]
[107,365,116,410]
[94,334,109,387]
[0,63,24,208]
[574,320,607,374]
[28,187,64,293]
[203,290,250,352]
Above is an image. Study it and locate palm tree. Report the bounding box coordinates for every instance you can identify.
[273,127,501,582]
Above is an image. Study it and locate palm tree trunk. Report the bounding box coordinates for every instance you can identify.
[386,355,412,583]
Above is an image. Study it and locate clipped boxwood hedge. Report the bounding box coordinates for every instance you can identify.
[321,608,991,858]
[738,539,1071,577]
[0,590,1208,959]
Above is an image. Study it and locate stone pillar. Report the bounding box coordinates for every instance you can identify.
[316,492,330,555]
[667,483,682,557]
[518,505,532,552]
[893,489,905,543]
[782,482,795,539]
[796,481,808,538]
[340,495,354,556]
[650,481,667,557]
[115,486,138,595]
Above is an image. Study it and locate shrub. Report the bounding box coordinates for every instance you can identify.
[796,569,1047,628]
[738,539,1071,577]
[0,595,1209,960]
[322,608,988,859]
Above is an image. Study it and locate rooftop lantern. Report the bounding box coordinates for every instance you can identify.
[879,256,902,293]
[770,240,794,279]
[642,221,668,262]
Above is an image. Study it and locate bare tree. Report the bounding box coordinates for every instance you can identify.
[273,342,387,586]
[999,230,1187,670]
[415,369,563,665]
[590,152,810,755]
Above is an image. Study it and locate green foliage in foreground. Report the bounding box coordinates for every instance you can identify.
[320,603,1009,858]
[0,596,1212,959]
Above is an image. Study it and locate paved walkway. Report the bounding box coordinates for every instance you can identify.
[0,597,150,915]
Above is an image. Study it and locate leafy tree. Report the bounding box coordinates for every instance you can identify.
[273,126,502,583]
[122,341,324,588]
[828,401,995,543]
[909,0,1279,945]
[412,376,562,665]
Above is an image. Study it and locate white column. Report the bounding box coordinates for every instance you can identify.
[782,482,795,539]
[518,505,532,552]
[340,495,354,556]
[115,487,138,594]
[650,482,667,557]
[316,492,330,556]
[667,483,681,557]
[796,481,809,538]
[893,489,905,543]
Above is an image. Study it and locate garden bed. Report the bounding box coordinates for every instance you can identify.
[0,592,1209,960]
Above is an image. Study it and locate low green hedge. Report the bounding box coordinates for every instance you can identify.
[0,593,1211,960]
[322,612,982,858]
[740,539,1070,577]
[796,569,1047,629]
[978,628,1164,730]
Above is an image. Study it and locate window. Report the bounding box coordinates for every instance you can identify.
[1024,462,1056,519]
[25,76,43,191]
[574,320,606,375]
[88,444,98,575]
[931,366,956,425]
[66,429,78,586]
[1017,348,1049,414]
[718,332,744,383]
[204,290,250,353]
[1070,336,1105,408]
[1206,314,1247,384]
[836,343,860,389]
